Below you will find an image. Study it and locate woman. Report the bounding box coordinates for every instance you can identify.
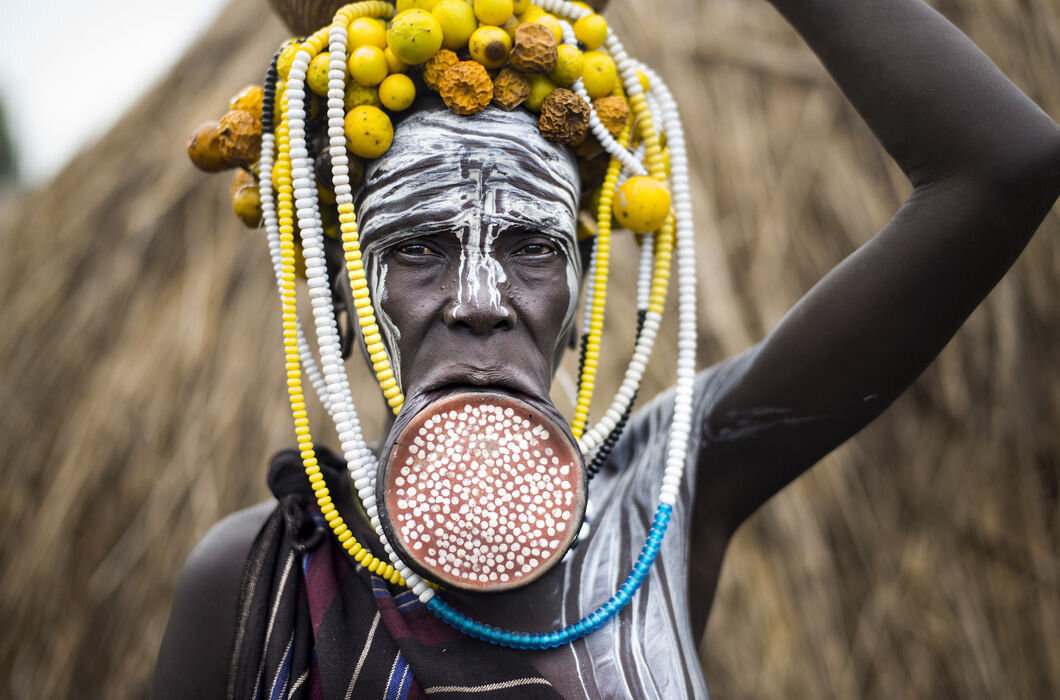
[155,0,1060,697]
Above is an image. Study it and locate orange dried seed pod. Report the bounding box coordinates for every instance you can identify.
[538,88,591,146]
[187,121,233,173]
[508,22,557,74]
[492,67,530,110]
[217,109,262,169]
[423,49,460,91]
[593,95,630,137]
[439,60,494,115]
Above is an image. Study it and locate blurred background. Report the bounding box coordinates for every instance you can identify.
[0,0,1057,697]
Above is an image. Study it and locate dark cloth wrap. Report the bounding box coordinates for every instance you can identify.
[227,447,564,700]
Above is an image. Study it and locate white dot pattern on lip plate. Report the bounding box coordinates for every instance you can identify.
[387,399,582,589]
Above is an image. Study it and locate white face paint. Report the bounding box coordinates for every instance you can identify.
[356,104,582,391]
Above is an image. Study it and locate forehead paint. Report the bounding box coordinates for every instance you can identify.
[356,106,582,391]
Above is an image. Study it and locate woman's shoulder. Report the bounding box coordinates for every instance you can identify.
[152,500,276,699]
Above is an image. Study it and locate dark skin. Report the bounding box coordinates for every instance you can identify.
[154,1,1060,697]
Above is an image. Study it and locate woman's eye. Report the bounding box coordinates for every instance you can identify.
[397,243,440,257]
[516,242,556,257]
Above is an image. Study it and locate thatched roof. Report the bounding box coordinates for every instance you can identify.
[1,0,1057,697]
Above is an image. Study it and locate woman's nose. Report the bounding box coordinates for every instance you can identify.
[443,287,517,334]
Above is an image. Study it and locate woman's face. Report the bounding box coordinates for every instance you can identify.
[356,105,582,405]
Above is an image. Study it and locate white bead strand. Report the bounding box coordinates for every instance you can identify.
[322,16,431,602]
[636,66,698,506]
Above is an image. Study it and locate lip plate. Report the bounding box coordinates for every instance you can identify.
[378,390,586,593]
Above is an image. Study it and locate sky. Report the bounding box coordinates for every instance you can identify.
[0,0,230,184]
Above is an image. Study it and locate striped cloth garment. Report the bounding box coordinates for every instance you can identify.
[227,447,563,700]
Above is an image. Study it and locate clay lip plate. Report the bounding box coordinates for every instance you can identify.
[379,391,586,593]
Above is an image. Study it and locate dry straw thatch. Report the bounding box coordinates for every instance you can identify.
[0,0,1057,697]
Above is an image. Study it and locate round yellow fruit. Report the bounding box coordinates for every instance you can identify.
[387,9,444,65]
[512,0,531,13]
[573,14,607,51]
[396,0,439,10]
[581,50,617,99]
[232,181,263,228]
[474,0,513,26]
[276,40,301,78]
[348,17,388,49]
[548,44,583,86]
[530,13,562,43]
[518,5,545,22]
[306,52,332,96]
[433,0,478,50]
[349,45,389,86]
[384,46,409,73]
[500,14,520,40]
[468,26,512,69]
[523,74,556,112]
[344,82,382,110]
[345,105,394,158]
[614,176,671,233]
[379,73,417,111]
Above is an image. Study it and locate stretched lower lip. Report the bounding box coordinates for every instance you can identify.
[420,382,537,406]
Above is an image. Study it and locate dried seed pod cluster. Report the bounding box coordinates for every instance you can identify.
[188,3,663,234]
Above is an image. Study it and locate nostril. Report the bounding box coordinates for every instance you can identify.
[445,301,515,334]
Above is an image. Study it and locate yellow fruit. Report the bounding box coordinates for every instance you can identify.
[518,5,546,22]
[573,14,607,50]
[432,0,478,50]
[379,73,417,111]
[468,26,512,69]
[345,105,394,158]
[387,9,444,65]
[276,40,301,78]
[345,82,382,110]
[229,85,264,120]
[530,13,562,43]
[384,46,409,73]
[349,45,389,86]
[581,50,617,99]
[396,0,439,10]
[523,73,556,112]
[512,0,531,12]
[614,176,671,233]
[548,44,583,86]
[231,180,263,228]
[473,0,513,26]
[500,14,520,40]
[306,52,332,96]
[318,184,337,205]
[348,17,388,49]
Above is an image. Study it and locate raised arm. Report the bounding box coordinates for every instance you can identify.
[697,0,1060,529]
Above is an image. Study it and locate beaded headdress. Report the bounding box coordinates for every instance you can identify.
[189,0,696,648]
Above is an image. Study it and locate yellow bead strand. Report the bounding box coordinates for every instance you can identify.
[331,6,406,415]
[624,86,673,315]
[570,120,631,439]
[276,56,405,587]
